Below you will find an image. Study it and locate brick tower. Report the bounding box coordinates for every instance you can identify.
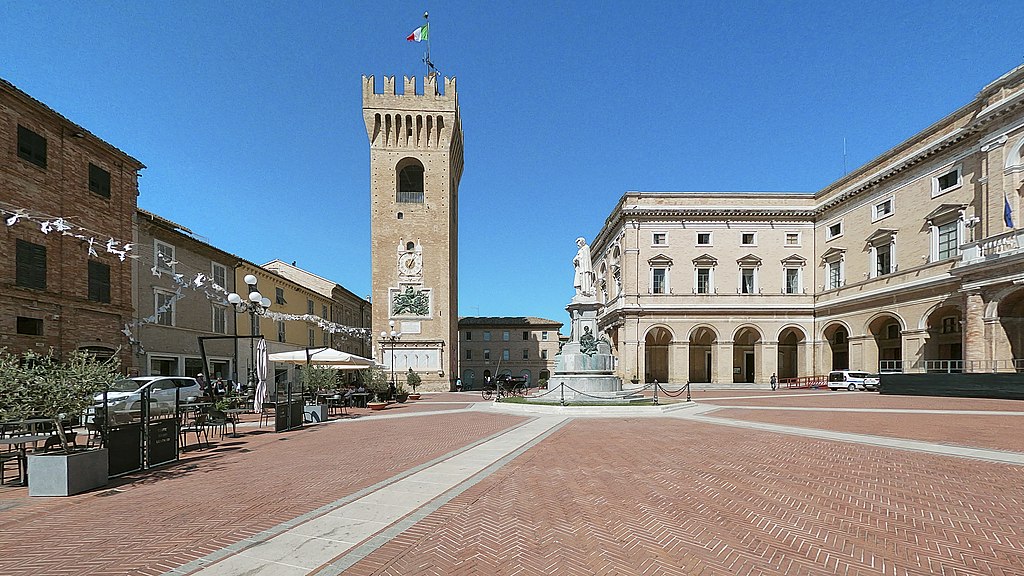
[362,74,463,391]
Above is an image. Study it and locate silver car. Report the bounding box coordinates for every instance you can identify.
[93,376,202,418]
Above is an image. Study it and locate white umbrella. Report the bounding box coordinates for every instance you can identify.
[267,347,375,368]
[254,338,268,412]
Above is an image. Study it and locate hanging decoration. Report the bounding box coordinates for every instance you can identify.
[1,203,373,348]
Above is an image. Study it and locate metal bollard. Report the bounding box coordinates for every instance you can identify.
[560,383,565,406]
[652,379,659,406]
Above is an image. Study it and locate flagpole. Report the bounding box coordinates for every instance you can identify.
[423,11,431,80]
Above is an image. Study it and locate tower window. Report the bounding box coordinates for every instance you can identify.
[397,159,424,203]
[89,163,111,198]
[17,125,47,168]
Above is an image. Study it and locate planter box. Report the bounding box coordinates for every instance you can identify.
[395,393,409,403]
[367,401,387,411]
[304,404,329,423]
[28,448,108,497]
[408,393,421,400]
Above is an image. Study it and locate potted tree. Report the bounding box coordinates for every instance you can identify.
[300,365,336,422]
[0,348,121,496]
[364,366,389,411]
[405,368,420,401]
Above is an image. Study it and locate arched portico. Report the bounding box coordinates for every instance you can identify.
[867,314,904,372]
[776,326,807,379]
[996,288,1024,367]
[688,326,717,384]
[733,326,762,384]
[822,323,850,371]
[922,303,963,371]
[644,326,672,383]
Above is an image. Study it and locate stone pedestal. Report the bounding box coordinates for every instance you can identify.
[532,297,641,403]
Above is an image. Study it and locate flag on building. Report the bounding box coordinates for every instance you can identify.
[1005,194,1015,228]
[407,23,429,42]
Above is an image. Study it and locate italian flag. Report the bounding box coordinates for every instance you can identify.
[407,23,429,42]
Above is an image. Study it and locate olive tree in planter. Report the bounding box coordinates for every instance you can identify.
[405,369,421,401]
[363,366,389,410]
[300,365,337,422]
[0,349,121,496]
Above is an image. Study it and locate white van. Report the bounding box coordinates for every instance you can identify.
[827,371,879,391]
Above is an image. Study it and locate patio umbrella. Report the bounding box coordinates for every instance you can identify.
[267,347,375,368]
[254,338,268,412]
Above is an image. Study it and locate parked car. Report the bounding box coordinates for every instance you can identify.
[827,370,879,391]
[92,376,202,421]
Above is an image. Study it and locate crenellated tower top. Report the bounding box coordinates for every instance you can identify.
[362,75,457,106]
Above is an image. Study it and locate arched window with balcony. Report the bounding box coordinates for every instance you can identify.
[396,158,424,203]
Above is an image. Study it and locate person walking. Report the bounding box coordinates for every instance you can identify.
[770,373,778,391]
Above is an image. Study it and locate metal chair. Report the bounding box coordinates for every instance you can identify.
[180,413,209,449]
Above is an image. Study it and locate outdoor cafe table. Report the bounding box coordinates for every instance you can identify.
[1,434,50,486]
[350,392,370,408]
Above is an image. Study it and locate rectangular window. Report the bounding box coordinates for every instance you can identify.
[886,324,899,340]
[483,349,490,360]
[652,232,667,245]
[277,321,286,342]
[466,349,473,360]
[309,329,315,347]
[523,331,529,340]
[938,221,958,260]
[213,305,226,334]
[696,232,712,246]
[875,243,892,276]
[323,331,328,346]
[87,260,111,303]
[541,349,548,359]
[483,331,491,341]
[322,304,328,319]
[652,268,667,294]
[276,287,286,305]
[465,331,472,341]
[155,241,174,273]
[16,317,44,336]
[17,125,47,168]
[16,239,47,290]
[785,268,800,294]
[212,263,227,289]
[785,232,800,246]
[502,349,510,361]
[696,268,711,294]
[826,222,842,240]
[307,299,314,315]
[741,232,755,246]
[522,349,529,359]
[936,168,961,193]
[155,291,175,326]
[85,163,111,198]
[502,330,509,341]
[941,317,961,334]
[740,268,755,294]
[541,331,549,341]
[873,198,894,220]
[828,261,842,289]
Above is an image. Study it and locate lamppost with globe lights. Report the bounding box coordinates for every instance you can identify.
[227,274,272,390]
[379,320,402,400]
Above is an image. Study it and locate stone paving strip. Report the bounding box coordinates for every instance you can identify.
[175,415,569,576]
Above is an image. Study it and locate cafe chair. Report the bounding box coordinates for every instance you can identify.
[328,394,347,417]
[0,446,22,485]
[180,413,210,449]
[259,402,276,428]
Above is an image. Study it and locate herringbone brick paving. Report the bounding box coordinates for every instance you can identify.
[346,419,1024,576]
[708,409,1024,453]
[0,411,525,576]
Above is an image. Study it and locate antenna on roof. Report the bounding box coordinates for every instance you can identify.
[843,137,848,176]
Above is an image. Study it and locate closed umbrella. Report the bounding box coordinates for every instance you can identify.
[254,338,268,412]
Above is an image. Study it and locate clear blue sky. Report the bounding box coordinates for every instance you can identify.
[3,1,1022,332]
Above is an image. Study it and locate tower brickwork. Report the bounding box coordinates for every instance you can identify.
[363,74,463,391]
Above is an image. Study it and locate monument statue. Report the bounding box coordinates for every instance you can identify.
[573,237,595,299]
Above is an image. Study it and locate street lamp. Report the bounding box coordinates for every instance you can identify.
[227,274,272,389]
[380,320,402,400]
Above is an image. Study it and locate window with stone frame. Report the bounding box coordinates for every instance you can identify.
[155,290,175,326]
[541,349,548,359]
[502,349,510,361]
[522,349,529,359]
[212,263,227,289]
[785,268,800,294]
[276,287,287,305]
[466,349,472,360]
[651,268,667,294]
[155,240,175,273]
[937,221,958,260]
[277,320,286,342]
[307,299,314,315]
[213,305,227,334]
[465,331,472,341]
[875,243,893,276]
[696,268,711,294]
[740,268,755,294]
[483,349,491,360]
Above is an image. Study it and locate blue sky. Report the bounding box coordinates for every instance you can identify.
[2,1,1023,331]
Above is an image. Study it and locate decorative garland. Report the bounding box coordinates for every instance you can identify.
[2,204,372,354]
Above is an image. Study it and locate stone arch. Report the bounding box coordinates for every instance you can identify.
[396,157,424,203]
[776,325,807,379]
[689,325,718,383]
[733,326,763,384]
[867,313,904,372]
[822,322,850,371]
[922,300,964,369]
[644,325,672,383]
[996,287,1024,364]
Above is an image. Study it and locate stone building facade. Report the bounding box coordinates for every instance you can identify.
[457,317,563,389]
[363,75,464,391]
[0,77,144,367]
[132,209,238,379]
[591,65,1024,386]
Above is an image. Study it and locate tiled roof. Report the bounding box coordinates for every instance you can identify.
[458,316,563,327]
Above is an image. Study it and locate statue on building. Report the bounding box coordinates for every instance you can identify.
[573,237,595,299]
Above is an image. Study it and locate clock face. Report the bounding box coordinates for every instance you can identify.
[400,254,421,274]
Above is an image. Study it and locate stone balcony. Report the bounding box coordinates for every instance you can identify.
[959,228,1024,267]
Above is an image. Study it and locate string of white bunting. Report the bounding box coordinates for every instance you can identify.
[2,204,372,354]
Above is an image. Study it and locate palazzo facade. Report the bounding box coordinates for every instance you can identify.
[591,65,1024,386]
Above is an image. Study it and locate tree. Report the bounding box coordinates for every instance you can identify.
[361,366,389,402]
[300,365,338,396]
[405,368,421,393]
[0,348,121,454]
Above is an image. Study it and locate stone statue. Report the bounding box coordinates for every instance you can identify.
[573,237,595,298]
